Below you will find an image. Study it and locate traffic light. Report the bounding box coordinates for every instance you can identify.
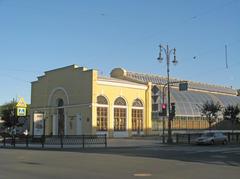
[170,102,176,118]
[159,103,167,117]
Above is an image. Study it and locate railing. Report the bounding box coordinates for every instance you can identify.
[0,134,107,149]
[171,132,240,144]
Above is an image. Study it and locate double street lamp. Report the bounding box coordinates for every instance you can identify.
[157,44,178,144]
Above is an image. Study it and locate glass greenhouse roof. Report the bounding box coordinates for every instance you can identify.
[125,71,237,95]
[170,89,240,116]
[111,68,240,117]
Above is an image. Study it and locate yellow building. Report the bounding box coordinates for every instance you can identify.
[30,65,152,137]
[30,64,240,137]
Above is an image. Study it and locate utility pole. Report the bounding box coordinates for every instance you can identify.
[157,44,177,144]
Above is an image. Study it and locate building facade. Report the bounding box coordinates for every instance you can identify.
[111,68,240,132]
[30,65,240,137]
[30,65,152,137]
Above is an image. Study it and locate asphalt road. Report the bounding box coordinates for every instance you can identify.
[0,142,240,179]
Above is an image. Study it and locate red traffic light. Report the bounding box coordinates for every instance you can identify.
[160,103,167,117]
[162,103,167,109]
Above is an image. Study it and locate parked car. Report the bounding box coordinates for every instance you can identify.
[195,132,228,145]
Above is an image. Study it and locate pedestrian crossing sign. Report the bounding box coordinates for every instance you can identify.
[17,107,26,116]
[16,97,27,108]
[16,97,27,116]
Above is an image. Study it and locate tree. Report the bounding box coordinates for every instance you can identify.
[223,105,240,134]
[237,89,240,96]
[200,100,222,130]
[0,99,30,131]
[0,100,17,130]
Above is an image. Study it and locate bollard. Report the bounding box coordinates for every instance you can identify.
[26,135,29,148]
[228,133,231,143]
[60,135,63,149]
[104,134,107,148]
[176,134,179,144]
[188,134,191,144]
[82,135,85,149]
[41,135,45,148]
[3,136,6,148]
[13,135,16,148]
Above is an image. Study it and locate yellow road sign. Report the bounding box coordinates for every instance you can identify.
[17,107,26,116]
[16,97,27,108]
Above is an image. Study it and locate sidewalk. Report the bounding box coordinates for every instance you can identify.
[107,138,162,148]
[0,138,164,149]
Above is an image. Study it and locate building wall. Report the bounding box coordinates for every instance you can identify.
[93,78,152,137]
[30,65,237,137]
[30,65,94,135]
[30,65,152,137]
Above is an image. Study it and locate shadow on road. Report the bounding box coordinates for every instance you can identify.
[2,142,240,167]
[78,145,240,167]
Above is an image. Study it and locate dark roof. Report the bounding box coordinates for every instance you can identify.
[125,71,237,95]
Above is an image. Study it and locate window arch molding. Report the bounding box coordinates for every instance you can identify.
[96,95,109,106]
[48,87,70,106]
[132,98,144,109]
[113,96,128,107]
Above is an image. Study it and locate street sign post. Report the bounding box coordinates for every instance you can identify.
[16,97,27,117]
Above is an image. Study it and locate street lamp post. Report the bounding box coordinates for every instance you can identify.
[157,44,177,144]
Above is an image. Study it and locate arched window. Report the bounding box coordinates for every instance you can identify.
[97,95,108,105]
[96,96,108,131]
[114,97,126,106]
[132,99,144,133]
[114,97,127,131]
[132,99,143,107]
[57,98,64,107]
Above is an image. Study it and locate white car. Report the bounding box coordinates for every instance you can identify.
[195,132,228,145]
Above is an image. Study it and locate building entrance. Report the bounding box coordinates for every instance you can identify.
[57,99,65,135]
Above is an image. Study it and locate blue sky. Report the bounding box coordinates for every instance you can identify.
[0,0,239,105]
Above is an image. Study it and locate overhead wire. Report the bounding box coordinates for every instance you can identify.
[192,39,240,60]
[0,68,41,74]
[190,39,240,83]
[172,0,240,76]
[151,0,240,87]
[0,71,33,84]
[133,0,239,46]
[0,0,239,85]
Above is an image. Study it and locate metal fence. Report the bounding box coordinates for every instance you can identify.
[0,134,107,149]
[161,132,240,144]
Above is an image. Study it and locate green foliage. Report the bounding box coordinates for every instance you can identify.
[200,100,222,129]
[0,100,17,129]
[237,89,240,96]
[224,105,240,122]
[223,105,240,132]
[0,100,30,129]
